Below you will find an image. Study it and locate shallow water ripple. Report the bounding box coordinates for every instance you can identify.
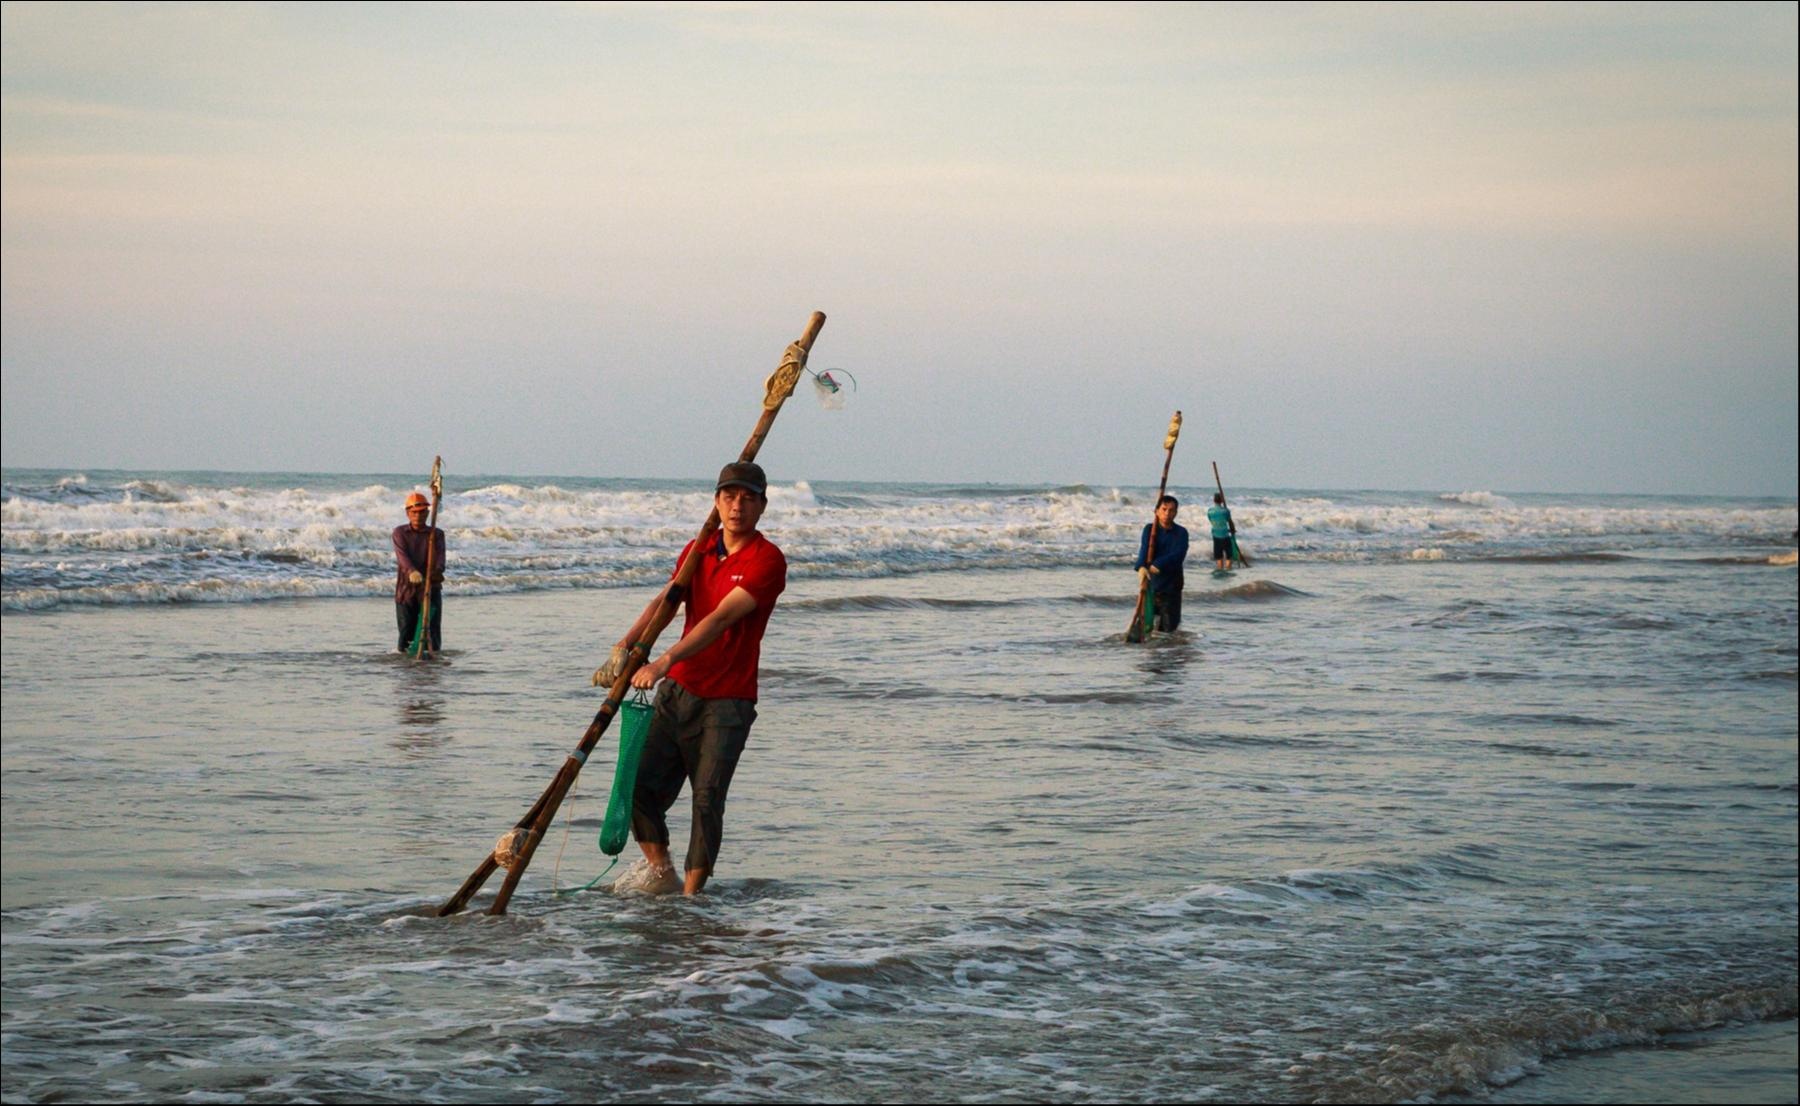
[4,557,1796,1101]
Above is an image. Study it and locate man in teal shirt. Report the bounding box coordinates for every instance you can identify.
[1206,493,1237,570]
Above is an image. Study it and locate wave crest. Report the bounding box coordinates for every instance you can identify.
[5,472,1795,609]
[1440,490,1514,507]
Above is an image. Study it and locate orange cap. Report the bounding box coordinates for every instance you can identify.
[405,491,429,510]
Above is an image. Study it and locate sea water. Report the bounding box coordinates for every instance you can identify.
[3,471,1795,1102]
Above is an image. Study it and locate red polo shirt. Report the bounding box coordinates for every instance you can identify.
[666,530,786,701]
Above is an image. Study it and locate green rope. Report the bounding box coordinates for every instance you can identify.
[554,855,618,896]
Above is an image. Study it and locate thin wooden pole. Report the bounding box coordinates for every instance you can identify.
[410,456,443,658]
[438,311,827,917]
[1126,411,1182,643]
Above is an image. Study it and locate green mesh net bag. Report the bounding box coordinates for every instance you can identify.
[600,694,653,856]
[555,692,653,895]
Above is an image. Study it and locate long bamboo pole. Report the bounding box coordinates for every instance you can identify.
[1211,460,1251,568]
[438,311,826,917]
[409,457,444,659]
[1126,411,1182,643]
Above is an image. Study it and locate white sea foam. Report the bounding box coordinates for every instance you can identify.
[609,857,683,895]
[5,473,1795,608]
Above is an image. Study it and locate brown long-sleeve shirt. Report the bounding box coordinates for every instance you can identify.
[392,524,446,604]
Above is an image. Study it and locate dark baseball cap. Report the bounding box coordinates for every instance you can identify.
[715,461,767,495]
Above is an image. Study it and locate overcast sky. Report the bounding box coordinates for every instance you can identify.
[3,2,1795,495]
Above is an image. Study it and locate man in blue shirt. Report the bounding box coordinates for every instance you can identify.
[1134,495,1189,632]
[1206,493,1237,570]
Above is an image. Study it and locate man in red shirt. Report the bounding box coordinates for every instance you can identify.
[598,461,787,895]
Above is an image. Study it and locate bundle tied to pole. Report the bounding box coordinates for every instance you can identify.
[436,311,827,918]
[494,827,529,869]
[765,343,807,410]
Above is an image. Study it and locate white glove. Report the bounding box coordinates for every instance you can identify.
[1137,567,1152,586]
[592,644,629,687]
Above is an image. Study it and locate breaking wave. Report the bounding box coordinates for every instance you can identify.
[5,471,1794,610]
[1290,978,1798,1103]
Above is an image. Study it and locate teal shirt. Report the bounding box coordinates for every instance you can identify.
[1206,504,1233,539]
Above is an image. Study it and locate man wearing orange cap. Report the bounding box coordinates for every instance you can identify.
[594,461,787,895]
[393,491,445,652]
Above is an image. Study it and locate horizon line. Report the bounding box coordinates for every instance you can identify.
[2,461,1795,503]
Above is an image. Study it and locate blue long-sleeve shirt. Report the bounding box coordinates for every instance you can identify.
[1134,522,1188,592]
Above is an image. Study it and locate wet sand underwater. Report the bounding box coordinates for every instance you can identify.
[3,558,1797,1102]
